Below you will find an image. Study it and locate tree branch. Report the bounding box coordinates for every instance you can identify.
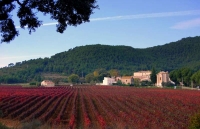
[16,0,28,7]
[16,0,23,6]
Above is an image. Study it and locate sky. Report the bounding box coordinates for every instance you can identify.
[1,0,200,68]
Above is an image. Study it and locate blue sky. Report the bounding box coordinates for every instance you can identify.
[1,0,200,68]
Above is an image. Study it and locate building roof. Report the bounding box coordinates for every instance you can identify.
[135,70,151,73]
[121,76,133,79]
[157,71,169,75]
[133,76,150,81]
[42,80,55,84]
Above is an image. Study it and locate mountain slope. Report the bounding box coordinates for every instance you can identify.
[145,36,200,69]
[0,36,200,83]
[49,36,200,73]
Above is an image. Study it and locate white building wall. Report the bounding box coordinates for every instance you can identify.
[101,77,116,85]
[133,71,151,77]
[41,80,55,87]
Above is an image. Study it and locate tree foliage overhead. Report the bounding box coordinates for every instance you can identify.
[0,0,98,43]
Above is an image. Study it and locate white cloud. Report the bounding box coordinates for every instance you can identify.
[171,18,200,29]
[15,10,200,28]
[90,10,200,21]
[16,22,57,28]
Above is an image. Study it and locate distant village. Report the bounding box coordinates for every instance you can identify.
[41,70,175,88]
[99,70,174,87]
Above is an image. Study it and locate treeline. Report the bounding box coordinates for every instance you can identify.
[0,67,43,84]
[170,67,200,87]
[1,65,200,87]
[0,36,200,84]
[67,68,119,84]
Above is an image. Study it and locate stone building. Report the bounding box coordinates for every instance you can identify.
[41,80,55,87]
[133,70,151,81]
[156,71,170,87]
[101,77,116,85]
[121,76,134,85]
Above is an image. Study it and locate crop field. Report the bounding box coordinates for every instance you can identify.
[0,86,200,129]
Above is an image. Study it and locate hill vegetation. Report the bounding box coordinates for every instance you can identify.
[0,36,200,83]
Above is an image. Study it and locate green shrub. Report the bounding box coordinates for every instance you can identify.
[29,82,41,87]
[21,119,42,129]
[162,82,175,87]
[29,82,37,85]
[189,112,200,129]
[141,80,152,86]
[0,110,4,118]
[0,123,10,129]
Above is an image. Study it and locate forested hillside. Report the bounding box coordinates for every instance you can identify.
[0,36,200,83]
[146,36,200,70]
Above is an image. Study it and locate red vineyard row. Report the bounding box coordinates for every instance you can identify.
[0,86,200,128]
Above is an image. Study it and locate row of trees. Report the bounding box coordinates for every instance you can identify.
[67,68,157,87]
[150,67,200,87]
[0,65,44,84]
[85,69,119,83]
[169,67,200,87]
[67,69,119,84]
[1,64,200,88]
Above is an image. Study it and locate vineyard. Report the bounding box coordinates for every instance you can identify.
[0,86,200,129]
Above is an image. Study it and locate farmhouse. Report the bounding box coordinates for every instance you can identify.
[121,76,134,85]
[133,70,151,81]
[41,80,55,87]
[101,77,116,85]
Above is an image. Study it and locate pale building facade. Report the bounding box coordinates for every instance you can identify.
[116,77,122,82]
[156,71,170,87]
[101,77,116,85]
[41,80,55,87]
[133,70,151,81]
[121,76,134,85]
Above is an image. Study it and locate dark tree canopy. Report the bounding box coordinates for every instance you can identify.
[150,67,157,84]
[1,36,200,84]
[0,0,98,43]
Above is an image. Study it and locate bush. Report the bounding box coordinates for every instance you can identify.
[29,82,41,87]
[189,112,200,129]
[115,80,123,86]
[29,82,37,85]
[0,123,10,129]
[0,110,4,118]
[21,119,42,129]
[162,82,175,87]
[141,80,152,86]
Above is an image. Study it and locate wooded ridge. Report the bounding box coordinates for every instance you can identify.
[1,36,200,83]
